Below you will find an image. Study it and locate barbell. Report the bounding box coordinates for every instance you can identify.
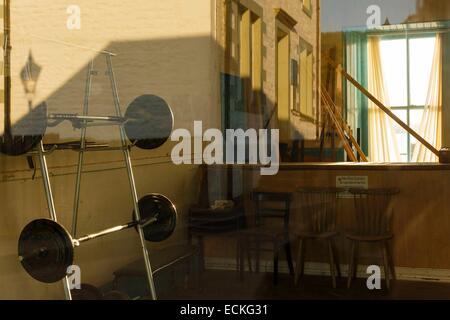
[18,193,177,284]
[1,94,174,156]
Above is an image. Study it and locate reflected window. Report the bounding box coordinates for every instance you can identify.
[299,38,314,120]
[380,35,436,161]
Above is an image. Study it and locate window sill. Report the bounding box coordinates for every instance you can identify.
[276,162,450,171]
[219,162,450,171]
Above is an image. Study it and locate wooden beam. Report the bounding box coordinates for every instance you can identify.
[321,91,358,162]
[324,55,440,157]
[322,86,368,162]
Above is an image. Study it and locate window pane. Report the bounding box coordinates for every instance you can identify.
[299,40,313,118]
[380,38,408,107]
[299,48,308,115]
[307,50,313,117]
[410,108,424,132]
[409,37,436,106]
[410,108,425,159]
[392,109,408,162]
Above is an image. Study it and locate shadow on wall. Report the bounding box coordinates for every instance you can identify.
[0,34,310,298]
[6,32,323,162]
[5,35,313,163]
[0,35,223,299]
[5,35,221,146]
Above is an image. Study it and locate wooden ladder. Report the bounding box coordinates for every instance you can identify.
[320,85,368,162]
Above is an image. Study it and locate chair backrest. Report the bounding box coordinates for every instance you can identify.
[297,187,344,234]
[252,191,292,230]
[197,165,239,208]
[350,188,399,236]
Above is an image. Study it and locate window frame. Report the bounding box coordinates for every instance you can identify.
[380,32,436,162]
[298,37,314,121]
[302,0,313,17]
[225,0,263,116]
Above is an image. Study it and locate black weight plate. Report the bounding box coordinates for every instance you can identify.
[133,194,177,242]
[0,102,47,156]
[124,95,173,150]
[103,290,130,300]
[18,219,74,283]
[71,283,103,300]
[0,134,43,156]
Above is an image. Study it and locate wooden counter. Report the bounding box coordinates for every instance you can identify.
[204,163,450,276]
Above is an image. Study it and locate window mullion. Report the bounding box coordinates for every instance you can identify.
[406,33,411,162]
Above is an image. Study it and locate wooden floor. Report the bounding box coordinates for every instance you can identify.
[159,270,450,300]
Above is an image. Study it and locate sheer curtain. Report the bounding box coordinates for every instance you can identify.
[412,34,443,162]
[367,37,401,162]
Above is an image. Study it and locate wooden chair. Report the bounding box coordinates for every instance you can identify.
[188,165,245,277]
[294,188,343,289]
[238,191,295,285]
[346,188,399,290]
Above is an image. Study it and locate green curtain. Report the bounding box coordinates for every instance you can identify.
[344,31,369,155]
[443,32,450,147]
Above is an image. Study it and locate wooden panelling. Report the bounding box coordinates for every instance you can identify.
[205,166,450,270]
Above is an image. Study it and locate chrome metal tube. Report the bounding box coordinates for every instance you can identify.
[72,60,94,237]
[48,114,123,122]
[37,141,73,300]
[74,216,156,244]
[75,222,136,244]
[106,54,158,300]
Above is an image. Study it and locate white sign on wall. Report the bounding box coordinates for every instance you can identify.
[336,176,368,198]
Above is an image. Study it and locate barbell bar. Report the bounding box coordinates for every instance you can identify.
[18,193,177,284]
[1,94,174,156]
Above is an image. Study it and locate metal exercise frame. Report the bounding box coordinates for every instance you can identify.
[36,53,158,300]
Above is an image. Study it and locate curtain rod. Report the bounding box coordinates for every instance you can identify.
[366,28,450,37]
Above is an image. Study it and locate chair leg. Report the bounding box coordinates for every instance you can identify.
[112,277,119,290]
[347,241,356,289]
[300,240,306,277]
[239,237,245,282]
[197,247,204,290]
[247,243,253,274]
[385,241,396,280]
[198,236,205,272]
[236,239,240,278]
[273,241,279,286]
[382,241,391,291]
[255,239,261,273]
[284,241,295,276]
[353,242,359,279]
[186,254,193,288]
[327,239,337,289]
[295,238,304,286]
[331,240,342,278]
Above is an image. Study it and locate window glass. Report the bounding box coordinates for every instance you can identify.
[380,38,408,107]
[299,40,314,119]
[380,35,436,162]
[392,109,408,162]
[409,37,436,106]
